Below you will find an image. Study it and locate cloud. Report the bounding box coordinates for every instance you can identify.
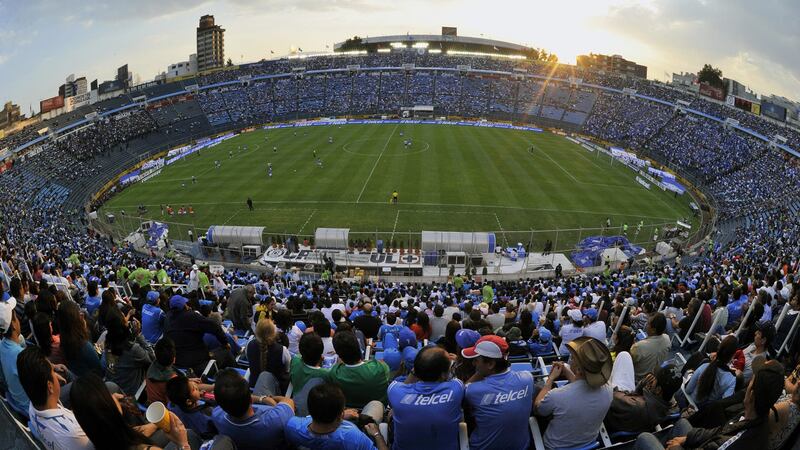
[0,54,8,65]
[595,0,800,99]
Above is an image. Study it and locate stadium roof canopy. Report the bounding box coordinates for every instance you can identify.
[334,34,533,58]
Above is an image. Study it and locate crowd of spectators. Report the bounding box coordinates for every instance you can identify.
[0,202,798,448]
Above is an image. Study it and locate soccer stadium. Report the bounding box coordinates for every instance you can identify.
[0,4,799,450]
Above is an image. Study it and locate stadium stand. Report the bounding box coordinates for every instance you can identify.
[0,51,799,449]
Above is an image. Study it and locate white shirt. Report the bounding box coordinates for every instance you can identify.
[29,403,93,450]
[582,321,608,344]
[188,269,199,291]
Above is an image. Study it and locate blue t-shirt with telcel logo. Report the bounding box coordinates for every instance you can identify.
[284,416,377,450]
[464,370,534,450]
[387,378,464,450]
[211,403,294,450]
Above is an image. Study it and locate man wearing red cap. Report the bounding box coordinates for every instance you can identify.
[462,335,534,450]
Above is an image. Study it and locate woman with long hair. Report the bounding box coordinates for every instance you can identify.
[245,318,289,391]
[686,335,738,406]
[104,313,155,396]
[438,320,461,355]
[31,312,66,365]
[70,373,191,450]
[411,312,431,341]
[58,300,104,377]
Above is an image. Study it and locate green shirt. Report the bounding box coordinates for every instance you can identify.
[117,267,130,282]
[155,269,171,285]
[198,271,210,289]
[289,356,329,392]
[453,276,464,289]
[328,360,390,408]
[128,267,153,286]
[482,284,494,303]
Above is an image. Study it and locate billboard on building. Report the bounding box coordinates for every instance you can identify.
[762,101,787,121]
[751,103,761,115]
[40,96,64,114]
[699,83,725,101]
[442,26,457,36]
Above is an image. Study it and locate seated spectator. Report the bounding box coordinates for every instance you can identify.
[582,308,607,344]
[558,308,584,355]
[245,318,290,390]
[685,335,737,407]
[225,285,254,334]
[353,303,382,340]
[84,280,102,317]
[451,329,479,382]
[290,332,330,392]
[70,372,194,450]
[388,346,464,450]
[58,299,105,378]
[211,367,295,450]
[1,299,30,415]
[146,337,179,406]
[32,311,66,365]
[529,326,555,356]
[163,295,228,374]
[768,362,800,450]
[329,330,390,409]
[284,383,388,450]
[18,346,91,449]
[436,319,461,354]
[410,312,432,342]
[463,335,534,449]
[630,312,671,382]
[429,305,450,341]
[604,354,682,433]
[485,302,505,331]
[141,290,165,345]
[634,359,785,450]
[166,374,217,439]
[535,336,613,449]
[103,313,155,396]
[738,322,775,384]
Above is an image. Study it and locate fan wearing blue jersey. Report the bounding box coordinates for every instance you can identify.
[462,335,534,450]
[388,346,464,450]
[284,382,388,450]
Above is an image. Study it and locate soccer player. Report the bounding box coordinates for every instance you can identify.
[192,175,197,184]
[273,146,278,153]
[313,150,317,159]
[315,158,323,169]
[247,197,254,211]
[328,136,334,144]
[229,150,233,159]
[391,190,399,205]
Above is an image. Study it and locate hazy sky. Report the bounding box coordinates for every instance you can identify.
[1,0,798,114]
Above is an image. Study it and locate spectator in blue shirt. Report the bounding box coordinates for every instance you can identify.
[378,312,405,342]
[462,335,535,450]
[141,290,165,344]
[0,298,30,415]
[211,367,295,450]
[284,382,387,450]
[84,280,102,317]
[388,346,464,450]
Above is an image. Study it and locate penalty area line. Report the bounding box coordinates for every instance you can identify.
[355,123,399,203]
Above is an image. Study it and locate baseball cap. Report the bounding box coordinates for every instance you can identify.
[169,295,189,310]
[537,327,552,343]
[567,308,583,323]
[583,308,598,321]
[566,336,612,388]
[294,321,307,333]
[0,297,17,334]
[653,364,682,400]
[455,329,480,349]
[192,264,199,270]
[146,291,160,304]
[462,335,509,359]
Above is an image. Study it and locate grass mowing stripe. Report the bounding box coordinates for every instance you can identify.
[356,123,399,203]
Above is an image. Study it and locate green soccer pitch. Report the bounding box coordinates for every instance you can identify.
[101,123,699,252]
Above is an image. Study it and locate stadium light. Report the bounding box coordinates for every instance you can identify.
[412,42,429,48]
[390,42,407,49]
[446,50,526,60]
[377,48,391,53]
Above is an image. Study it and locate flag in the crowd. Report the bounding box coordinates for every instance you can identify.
[298,47,303,52]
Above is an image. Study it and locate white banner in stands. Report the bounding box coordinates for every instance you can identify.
[260,247,423,268]
[263,119,543,133]
[635,176,651,189]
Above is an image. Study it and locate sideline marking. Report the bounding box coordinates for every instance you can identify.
[355,123,399,203]
[298,210,317,234]
[389,210,401,242]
